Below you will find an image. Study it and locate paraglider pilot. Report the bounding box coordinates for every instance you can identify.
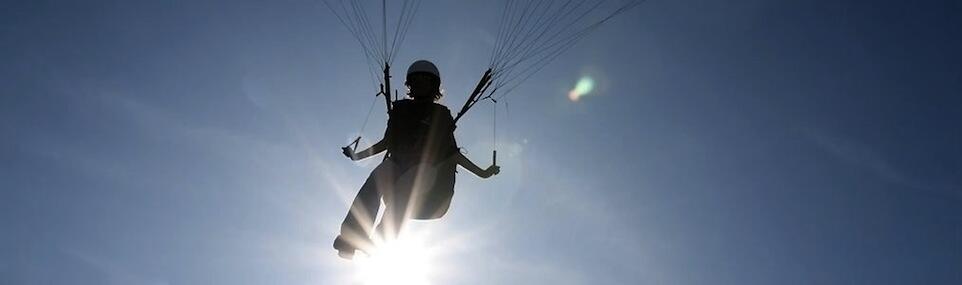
[334,60,500,259]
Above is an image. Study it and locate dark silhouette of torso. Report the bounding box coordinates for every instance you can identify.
[386,99,458,171]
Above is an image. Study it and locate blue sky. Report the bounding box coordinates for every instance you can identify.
[2,0,960,284]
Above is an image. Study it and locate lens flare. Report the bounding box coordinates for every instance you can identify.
[568,76,595,101]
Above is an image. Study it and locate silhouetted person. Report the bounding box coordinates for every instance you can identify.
[334,60,500,259]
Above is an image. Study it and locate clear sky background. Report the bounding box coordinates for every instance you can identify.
[2,0,961,284]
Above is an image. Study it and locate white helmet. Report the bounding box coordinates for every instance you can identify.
[407,60,440,80]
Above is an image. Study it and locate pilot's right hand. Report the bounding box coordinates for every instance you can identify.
[342,147,357,161]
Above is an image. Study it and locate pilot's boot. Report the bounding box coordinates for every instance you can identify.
[333,232,375,260]
[333,235,357,259]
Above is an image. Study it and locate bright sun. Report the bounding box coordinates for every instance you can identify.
[353,234,435,285]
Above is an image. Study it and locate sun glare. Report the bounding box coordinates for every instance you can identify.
[354,234,435,285]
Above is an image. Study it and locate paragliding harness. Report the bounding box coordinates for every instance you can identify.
[399,68,497,219]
